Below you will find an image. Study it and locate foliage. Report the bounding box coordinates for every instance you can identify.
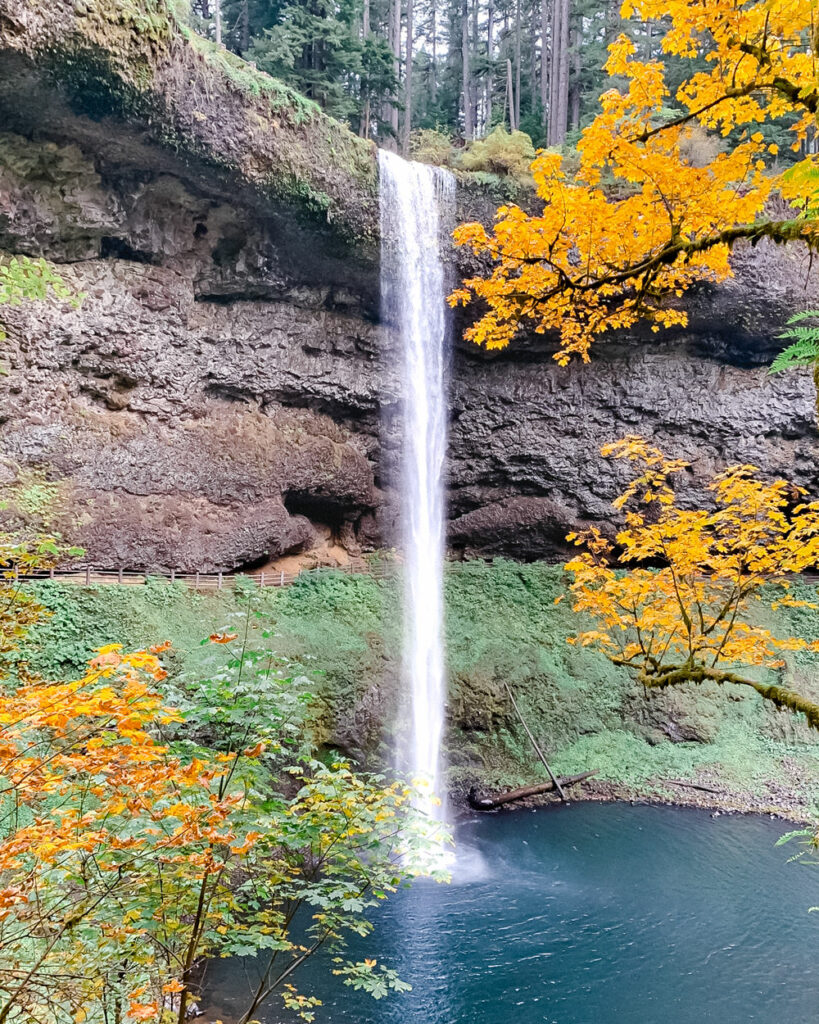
[410,128,456,167]
[770,310,819,375]
[26,565,819,805]
[245,0,395,123]
[0,532,84,666]
[0,257,79,341]
[210,0,396,130]
[186,0,735,148]
[0,563,447,1023]
[565,436,819,728]
[457,127,536,184]
[450,0,819,362]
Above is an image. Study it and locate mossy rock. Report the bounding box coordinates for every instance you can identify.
[0,0,379,250]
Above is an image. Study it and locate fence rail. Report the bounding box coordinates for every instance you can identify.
[12,564,819,591]
[11,561,400,591]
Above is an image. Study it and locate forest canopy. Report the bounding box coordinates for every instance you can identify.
[185,0,699,149]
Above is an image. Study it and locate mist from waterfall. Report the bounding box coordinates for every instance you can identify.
[378,149,454,820]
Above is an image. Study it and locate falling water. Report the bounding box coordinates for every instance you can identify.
[378,150,454,819]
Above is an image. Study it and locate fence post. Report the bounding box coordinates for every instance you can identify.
[170,568,176,584]
[85,566,90,586]
[280,570,285,587]
[118,567,123,585]
[49,566,54,580]
[195,571,200,589]
[260,571,265,588]
[217,571,223,591]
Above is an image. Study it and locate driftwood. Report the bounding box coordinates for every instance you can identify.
[503,681,568,801]
[468,771,597,811]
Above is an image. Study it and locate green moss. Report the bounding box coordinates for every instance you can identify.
[179,26,320,125]
[17,561,819,806]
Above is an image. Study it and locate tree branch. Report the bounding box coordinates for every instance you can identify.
[635,663,819,731]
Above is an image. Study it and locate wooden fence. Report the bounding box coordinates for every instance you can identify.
[12,564,819,592]
[11,561,400,591]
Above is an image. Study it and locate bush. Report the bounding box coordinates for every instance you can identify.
[458,127,536,184]
[410,128,456,167]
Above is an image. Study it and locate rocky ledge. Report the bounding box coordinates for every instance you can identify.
[0,0,818,569]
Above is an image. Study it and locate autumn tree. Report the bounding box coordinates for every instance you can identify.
[450,0,819,363]
[565,437,819,727]
[0,545,445,1024]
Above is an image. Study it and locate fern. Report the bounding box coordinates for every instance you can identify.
[770,310,819,374]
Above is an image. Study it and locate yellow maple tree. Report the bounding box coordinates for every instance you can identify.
[566,436,819,725]
[450,0,819,363]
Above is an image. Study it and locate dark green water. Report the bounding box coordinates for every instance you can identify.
[205,803,819,1024]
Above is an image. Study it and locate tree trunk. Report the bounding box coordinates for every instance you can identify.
[390,0,400,139]
[501,55,508,126]
[486,0,494,129]
[555,0,570,141]
[506,57,516,131]
[359,0,371,138]
[430,0,437,101]
[547,0,559,143]
[569,25,580,129]
[529,0,538,124]
[514,0,521,131]
[468,771,597,810]
[471,0,480,133]
[214,0,221,44]
[604,0,619,44]
[548,0,568,145]
[238,0,249,51]
[540,0,549,126]
[462,0,473,139]
[402,0,413,154]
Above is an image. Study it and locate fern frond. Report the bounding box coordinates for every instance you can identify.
[770,309,819,374]
[770,339,819,373]
[780,325,819,342]
[784,310,819,326]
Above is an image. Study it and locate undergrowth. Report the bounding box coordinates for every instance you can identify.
[18,562,819,803]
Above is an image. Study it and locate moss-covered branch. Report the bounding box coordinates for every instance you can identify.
[632,662,819,733]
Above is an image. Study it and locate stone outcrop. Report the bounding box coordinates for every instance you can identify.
[447,314,819,559]
[1,1,818,569]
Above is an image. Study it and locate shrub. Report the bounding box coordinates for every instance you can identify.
[410,128,456,167]
[458,127,536,184]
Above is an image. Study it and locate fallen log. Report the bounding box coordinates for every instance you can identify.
[503,681,568,801]
[468,771,597,811]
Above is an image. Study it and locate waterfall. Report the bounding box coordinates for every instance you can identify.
[378,150,454,819]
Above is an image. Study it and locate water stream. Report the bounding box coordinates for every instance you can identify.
[378,150,454,813]
[203,162,819,1024]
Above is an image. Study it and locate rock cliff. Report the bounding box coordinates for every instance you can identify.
[1,0,818,569]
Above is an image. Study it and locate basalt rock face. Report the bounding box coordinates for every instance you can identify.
[0,126,386,571]
[1,4,818,569]
[446,313,819,560]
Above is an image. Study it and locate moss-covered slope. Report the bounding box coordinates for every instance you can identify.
[20,562,819,819]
